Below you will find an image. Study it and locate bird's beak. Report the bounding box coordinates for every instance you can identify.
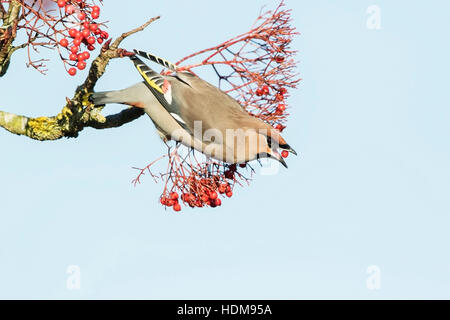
[280,143,297,156]
[268,148,288,168]
[277,156,288,168]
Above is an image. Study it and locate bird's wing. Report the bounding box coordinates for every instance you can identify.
[170,73,257,134]
[129,55,190,132]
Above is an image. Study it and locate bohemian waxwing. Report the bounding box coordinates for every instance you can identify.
[90,50,296,167]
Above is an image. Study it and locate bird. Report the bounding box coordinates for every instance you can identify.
[90,50,296,167]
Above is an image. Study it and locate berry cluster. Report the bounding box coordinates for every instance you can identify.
[55,1,109,76]
[159,165,239,212]
[255,84,289,133]
[255,85,287,106]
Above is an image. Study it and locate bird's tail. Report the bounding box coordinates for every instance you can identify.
[89,91,123,105]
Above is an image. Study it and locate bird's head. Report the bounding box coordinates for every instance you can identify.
[246,131,288,168]
[256,147,288,168]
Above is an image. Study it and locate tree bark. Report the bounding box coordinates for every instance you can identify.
[0,0,21,76]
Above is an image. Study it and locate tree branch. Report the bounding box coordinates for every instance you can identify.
[0,3,6,20]
[86,107,145,130]
[0,16,160,141]
[111,15,160,50]
[0,0,22,76]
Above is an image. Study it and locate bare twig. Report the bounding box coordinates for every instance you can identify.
[111,15,160,49]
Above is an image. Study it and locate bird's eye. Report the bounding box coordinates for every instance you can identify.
[266,136,273,148]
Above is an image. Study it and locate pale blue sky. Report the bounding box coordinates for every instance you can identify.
[1,0,449,299]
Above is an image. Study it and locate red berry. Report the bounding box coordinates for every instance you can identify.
[279,87,287,95]
[160,198,167,206]
[70,46,79,53]
[173,203,181,212]
[275,124,285,132]
[83,21,90,29]
[195,201,203,208]
[82,29,90,38]
[87,36,96,45]
[277,104,286,113]
[82,51,90,60]
[89,24,98,31]
[97,38,104,44]
[218,185,226,194]
[68,67,76,76]
[75,31,83,39]
[73,38,82,46]
[78,12,86,20]
[77,61,86,70]
[59,38,69,47]
[170,192,179,200]
[101,31,109,39]
[65,4,75,15]
[91,11,99,19]
[281,150,289,158]
[226,191,233,198]
[262,86,270,95]
[166,199,175,207]
[57,0,66,8]
[87,44,95,51]
[276,93,284,101]
[215,198,222,206]
[92,5,100,12]
[256,88,263,96]
[68,28,77,38]
[209,191,218,200]
[69,53,78,61]
[275,56,285,63]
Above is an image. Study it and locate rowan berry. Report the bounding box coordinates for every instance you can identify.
[68,67,76,76]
